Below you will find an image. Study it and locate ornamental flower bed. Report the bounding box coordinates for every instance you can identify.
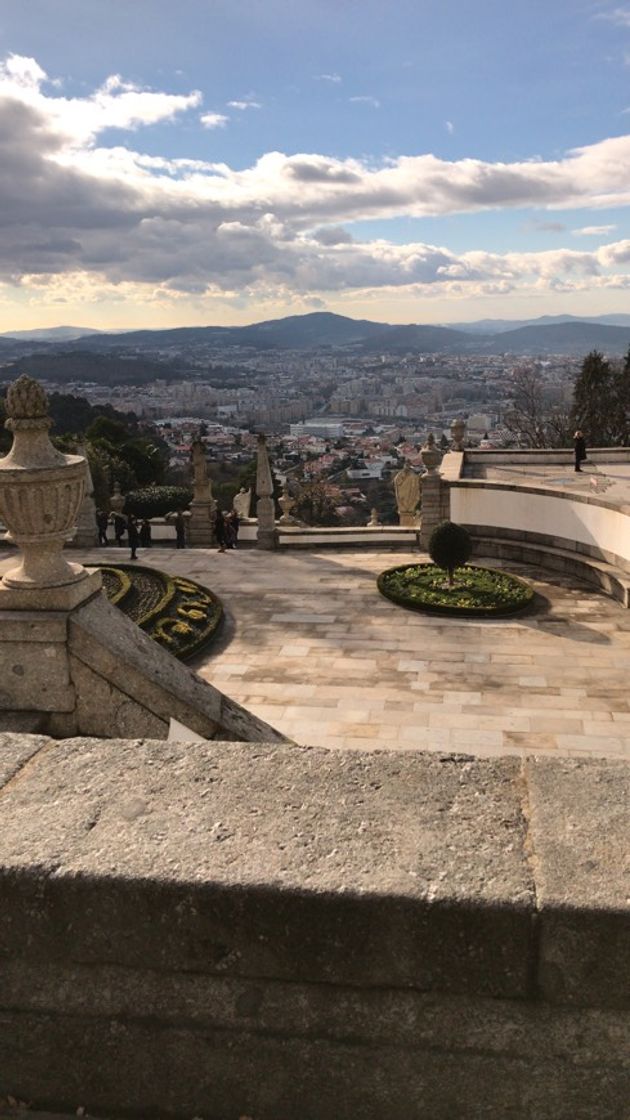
[96,564,223,659]
[377,563,534,617]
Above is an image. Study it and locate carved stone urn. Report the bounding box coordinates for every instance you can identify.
[0,375,88,588]
[450,418,466,451]
[420,432,442,474]
[278,483,297,525]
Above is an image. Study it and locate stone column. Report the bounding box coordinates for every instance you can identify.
[419,433,446,551]
[71,442,99,549]
[188,437,216,547]
[256,434,278,550]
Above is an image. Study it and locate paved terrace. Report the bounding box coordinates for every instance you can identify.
[466,456,630,504]
[4,544,629,761]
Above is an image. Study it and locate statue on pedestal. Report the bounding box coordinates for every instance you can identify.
[233,486,252,520]
[393,463,421,527]
[188,437,215,546]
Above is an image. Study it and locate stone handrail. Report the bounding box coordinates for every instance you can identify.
[0,734,627,1119]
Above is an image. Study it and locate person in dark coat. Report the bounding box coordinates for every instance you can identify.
[127,514,140,560]
[139,519,152,548]
[113,512,126,546]
[574,430,587,472]
[215,508,227,553]
[226,509,239,548]
[96,509,109,546]
[174,510,186,548]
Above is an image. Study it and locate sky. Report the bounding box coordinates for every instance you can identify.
[0,0,629,330]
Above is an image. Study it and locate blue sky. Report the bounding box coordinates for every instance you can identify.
[0,0,628,328]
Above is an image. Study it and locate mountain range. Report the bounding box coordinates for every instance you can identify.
[0,312,629,356]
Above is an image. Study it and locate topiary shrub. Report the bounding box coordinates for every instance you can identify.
[429,520,472,587]
[124,485,192,518]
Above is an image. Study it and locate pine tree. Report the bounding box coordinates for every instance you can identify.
[571,351,613,447]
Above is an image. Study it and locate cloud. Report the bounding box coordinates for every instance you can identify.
[529,219,567,232]
[316,73,342,83]
[200,111,229,129]
[572,224,617,236]
[0,54,629,307]
[227,100,261,110]
[349,95,380,108]
[598,6,630,27]
[445,120,454,134]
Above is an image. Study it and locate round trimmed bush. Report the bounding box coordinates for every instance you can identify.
[429,520,472,585]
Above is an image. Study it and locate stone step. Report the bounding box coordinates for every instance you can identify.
[472,535,630,607]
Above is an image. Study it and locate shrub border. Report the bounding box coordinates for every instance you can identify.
[93,563,223,660]
[377,562,535,618]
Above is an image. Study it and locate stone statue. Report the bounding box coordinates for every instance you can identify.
[191,439,209,489]
[367,507,381,527]
[188,438,214,545]
[393,463,421,527]
[233,486,252,519]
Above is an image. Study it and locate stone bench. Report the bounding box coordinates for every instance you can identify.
[472,533,630,607]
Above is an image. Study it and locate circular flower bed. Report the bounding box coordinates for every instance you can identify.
[377,563,534,617]
[94,564,223,659]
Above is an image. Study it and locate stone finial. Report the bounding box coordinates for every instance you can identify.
[367,507,381,527]
[5,374,50,427]
[0,374,90,590]
[278,482,297,525]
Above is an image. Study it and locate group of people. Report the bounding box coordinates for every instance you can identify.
[214,508,240,552]
[96,510,152,559]
[95,505,240,558]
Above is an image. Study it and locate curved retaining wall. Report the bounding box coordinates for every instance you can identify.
[451,480,630,574]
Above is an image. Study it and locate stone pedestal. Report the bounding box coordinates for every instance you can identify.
[188,438,216,546]
[188,500,216,547]
[419,433,446,551]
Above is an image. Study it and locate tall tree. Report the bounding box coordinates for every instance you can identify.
[571,351,613,447]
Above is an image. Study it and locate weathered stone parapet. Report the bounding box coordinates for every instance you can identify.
[0,739,627,1119]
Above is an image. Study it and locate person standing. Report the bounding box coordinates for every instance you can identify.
[139,518,152,548]
[215,508,227,553]
[226,509,240,548]
[174,509,187,549]
[127,514,140,560]
[96,509,109,546]
[113,512,127,546]
[574,430,587,472]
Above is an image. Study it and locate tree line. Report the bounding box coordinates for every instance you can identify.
[506,346,630,448]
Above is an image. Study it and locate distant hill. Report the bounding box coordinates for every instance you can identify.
[481,321,630,355]
[2,312,628,362]
[444,313,630,335]
[2,350,191,387]
[0,325,100,342]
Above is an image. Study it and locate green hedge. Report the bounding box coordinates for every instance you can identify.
[124,485,192,518]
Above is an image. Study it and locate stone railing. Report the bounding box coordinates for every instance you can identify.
[0,734,627,1119]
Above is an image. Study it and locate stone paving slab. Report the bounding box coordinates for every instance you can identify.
[3,545,630,760]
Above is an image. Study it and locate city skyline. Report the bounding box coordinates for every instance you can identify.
[0,0,629,330]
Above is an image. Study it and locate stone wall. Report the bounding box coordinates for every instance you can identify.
[0,734,627,1119]
[451,479,630,573]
